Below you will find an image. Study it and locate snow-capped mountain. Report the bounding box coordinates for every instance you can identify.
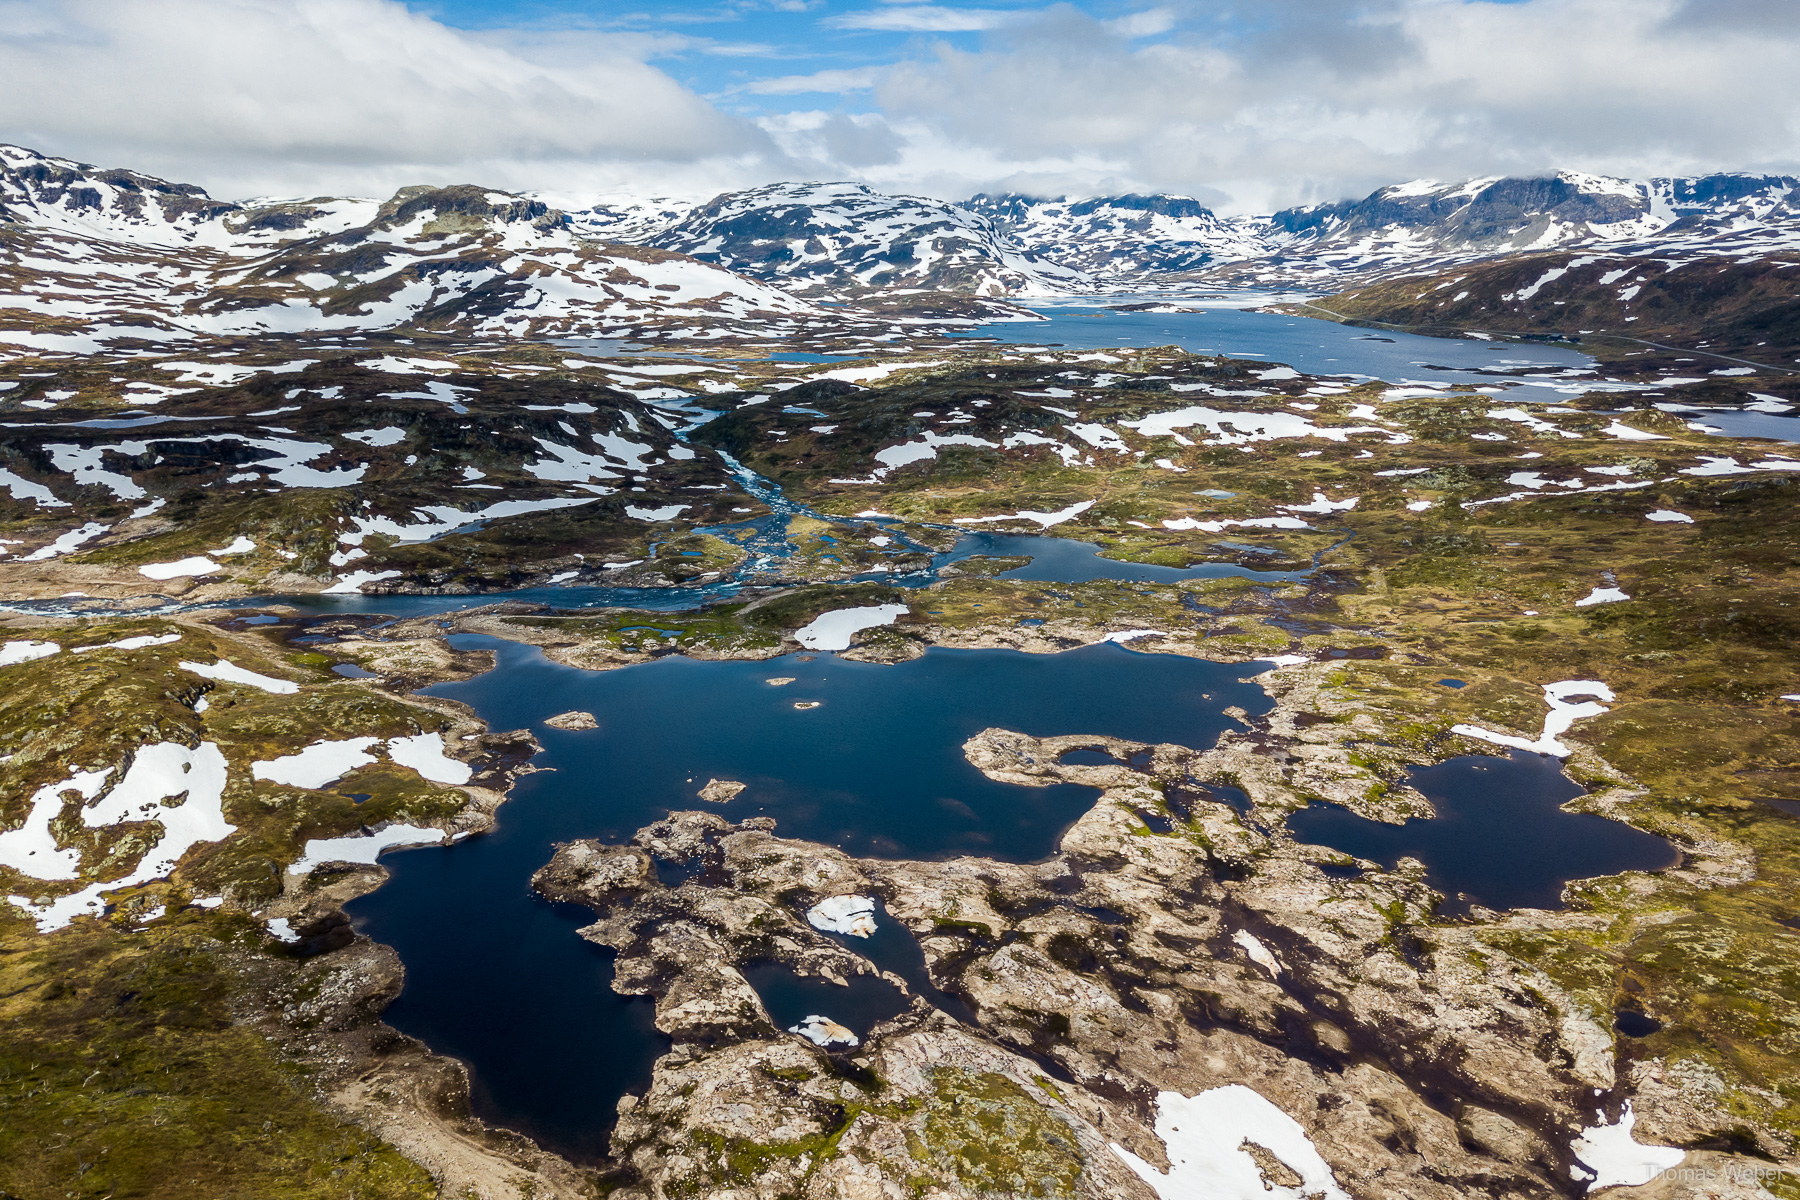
[1243,171,1800,285]
[605,181,1085,297]
[6,144,1799,354]
[960,193,1268,279]
[571,170,1800,296]
[0,146,813,354]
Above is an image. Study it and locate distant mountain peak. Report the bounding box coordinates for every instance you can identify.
[4,143,1799,343]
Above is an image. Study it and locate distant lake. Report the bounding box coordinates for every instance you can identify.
[962,304,1606,401]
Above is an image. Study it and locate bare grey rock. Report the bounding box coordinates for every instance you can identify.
[544,709,598,731]
[699,778,747,803]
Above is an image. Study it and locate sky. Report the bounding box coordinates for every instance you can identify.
[0,0,1797,212]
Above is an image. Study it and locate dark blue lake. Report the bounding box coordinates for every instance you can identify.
[1286,750,1677,914]
[346,638,1272,1159]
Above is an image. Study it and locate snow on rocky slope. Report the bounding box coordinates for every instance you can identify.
[575,170,1800,295]
[961,192,1271,279]
[1239,171,1800,287]
[6,145,1800,341]
[616,181,1085,297]
[0,146,812,353]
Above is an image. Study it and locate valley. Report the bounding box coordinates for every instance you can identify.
[2,143,1799,1200]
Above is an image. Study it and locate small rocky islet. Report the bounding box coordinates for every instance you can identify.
[1,147,1798,1199]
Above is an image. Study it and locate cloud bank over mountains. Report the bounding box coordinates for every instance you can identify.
[0,0,1795,211]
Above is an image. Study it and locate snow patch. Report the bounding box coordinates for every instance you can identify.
[386,733,472,785]
[0,640,60,666]
[323,570,403,594]
[807,894,878,937]
[138,556,222,580]
[794,604,909,651]
[179,659,298,694]
[74,633,180,653]
[1233,929,1284,978]
[788,1015,859,1048]
[624,504,689,521]
[1569,1102,1685,1192]
[1111,1086,1350,1200]
[1452,680,1614,757]
[1601,421,1669,441]
[289,824,448,875]
[252,738,381,790]
[1576,586,1631,606]
[8,742,235,932]
[953,500,1095,528]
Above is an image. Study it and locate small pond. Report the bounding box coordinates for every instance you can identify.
[1285,750,1677,914]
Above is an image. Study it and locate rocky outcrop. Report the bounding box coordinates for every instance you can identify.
[529,721,1756,1199]
[545,710,599,731]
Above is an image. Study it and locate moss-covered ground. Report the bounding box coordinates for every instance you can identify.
[0,912,435,1200]
[0,616,484,1195]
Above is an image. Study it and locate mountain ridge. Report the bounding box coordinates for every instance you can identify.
[0,145,818,353]
[6,143,1800,354]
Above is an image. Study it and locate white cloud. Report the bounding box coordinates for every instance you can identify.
[828,5,1018,32]
[865,0,1800,211]
[759,110,908,167]
[1104,7,1177,38]
[0,0,1793,212]
[740,66,884,94]
[0,0,773,199]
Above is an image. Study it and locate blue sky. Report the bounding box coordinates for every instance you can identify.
[415,0,1171,117]
[0,0,1794,208]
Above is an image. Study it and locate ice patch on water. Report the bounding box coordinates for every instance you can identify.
[807,894,878,937]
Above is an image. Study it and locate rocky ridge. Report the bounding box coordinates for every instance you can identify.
[568,169,1800,296]
[0,145,815,352]
[14,143,1800,342]
[1298,251,1800,366]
